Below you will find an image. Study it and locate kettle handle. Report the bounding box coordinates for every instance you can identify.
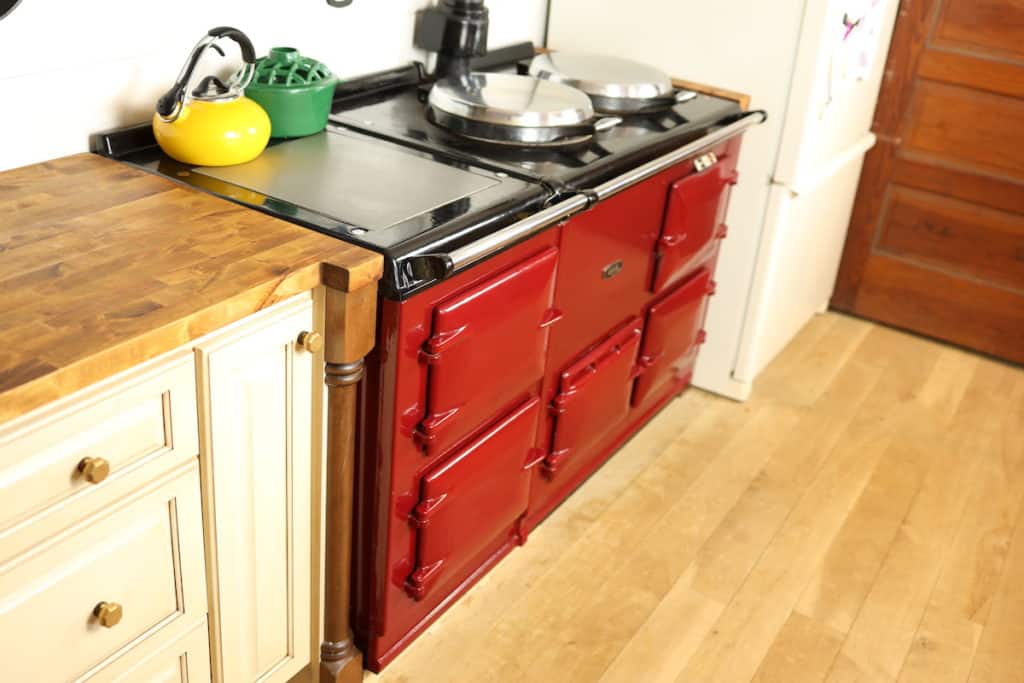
[156,27,257,122]
[207,26,257,64]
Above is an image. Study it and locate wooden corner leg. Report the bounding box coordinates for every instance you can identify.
[321,360,364,683]
[320,285,377,683]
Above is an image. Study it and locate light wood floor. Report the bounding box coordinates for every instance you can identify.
[365,313,1024,683]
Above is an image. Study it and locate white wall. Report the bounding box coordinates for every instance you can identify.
[548,0,807,400]
[0,0,548,171]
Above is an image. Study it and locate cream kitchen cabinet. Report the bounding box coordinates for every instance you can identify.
[195,293,322,683]
[0,287,373,683]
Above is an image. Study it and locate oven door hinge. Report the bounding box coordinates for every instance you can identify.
[405,560,445,601]
[418,324,469,365]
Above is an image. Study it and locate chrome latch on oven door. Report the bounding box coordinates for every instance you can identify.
[693,152,718,173]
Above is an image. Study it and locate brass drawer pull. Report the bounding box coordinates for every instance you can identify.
[93,602,123,628]
[297,330,324,353]
[78,457,110,484]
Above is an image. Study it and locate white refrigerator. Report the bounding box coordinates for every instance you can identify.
[547,0,900,400]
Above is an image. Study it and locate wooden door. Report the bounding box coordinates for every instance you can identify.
[195,294,320,683]
[832,0,1024,364]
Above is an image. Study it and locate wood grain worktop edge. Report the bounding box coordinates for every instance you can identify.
[0,154,383,424]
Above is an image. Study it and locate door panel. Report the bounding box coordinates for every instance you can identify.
[196,296,315,683]
[634,269,714,408]
[406,397,541,601]
[933,0,1024,57]
[833,0,1024,365]
[904,81,1024,178]
[417,248,558,458]
[545,318,643,480]
[652,161,735,293]
[877,187,1024,290]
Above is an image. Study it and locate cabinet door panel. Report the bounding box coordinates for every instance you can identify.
[406,397,540,601]
[634,268,714,407]
[197,296,316,683]
[653,162,734,293]
[418,247,558,457]
[545,318,643,480]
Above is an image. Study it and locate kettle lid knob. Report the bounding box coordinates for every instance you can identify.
[192,75,233,99]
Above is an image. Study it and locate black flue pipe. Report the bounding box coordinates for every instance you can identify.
[415,0,490,80]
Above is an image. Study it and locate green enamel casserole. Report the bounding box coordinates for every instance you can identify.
[243,47,338,138]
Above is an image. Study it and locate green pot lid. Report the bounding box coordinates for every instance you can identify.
[249,47,335,88]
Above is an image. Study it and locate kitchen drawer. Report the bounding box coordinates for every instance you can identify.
[544,318,643,480]
[634,268,715,408]
[0,462,208,682]
[87,618,211,683]
[0,349,199,542]
[416,247,558,458]
[406,397,541,601]
[651,158,736,293]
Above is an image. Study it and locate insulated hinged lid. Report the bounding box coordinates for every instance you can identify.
[528,52,674,102]
[428,72,595,129]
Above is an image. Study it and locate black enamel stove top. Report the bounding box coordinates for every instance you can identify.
[94,44,743,299]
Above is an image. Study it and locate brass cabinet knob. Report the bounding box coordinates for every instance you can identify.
[297,331,324,353]
[93,602,123,628]
[78,457,110,484]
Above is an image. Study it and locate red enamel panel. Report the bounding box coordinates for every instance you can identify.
[544,317,643,480]
[634,268,714,407]
[652,163,737,293]
[406,397,541,601]
[352,231,561,672]
[546,181,661,373]
[417,247,558,457]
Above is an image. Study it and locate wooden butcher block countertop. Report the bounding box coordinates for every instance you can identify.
[0,153,383,423]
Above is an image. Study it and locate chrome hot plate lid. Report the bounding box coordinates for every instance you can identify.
[427,72,611,147]
[528,52,693,114]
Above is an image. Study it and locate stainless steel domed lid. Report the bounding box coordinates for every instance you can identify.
[427,72,622,146]
[429,72,595,127]
[528,52,695,114]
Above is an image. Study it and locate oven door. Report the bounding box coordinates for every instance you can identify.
[544,318,644,480]
[634,268,714,407]
[416,247,559,458]
[406,397,542,601]
[652,161,736,293]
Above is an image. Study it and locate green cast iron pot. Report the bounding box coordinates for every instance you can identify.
[244,47,338,138]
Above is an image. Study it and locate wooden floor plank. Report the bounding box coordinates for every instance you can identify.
[830,352,989,681]
[896,365,1024,683]
[752,612,846,683]
[598,580,725,683]
[795,433,932,636]
[359,315,1024,683]
[966,501,1024,683]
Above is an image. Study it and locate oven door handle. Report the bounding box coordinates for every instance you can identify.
[400,194,589,279]
[400,110,767,279]
[591,109,766,202]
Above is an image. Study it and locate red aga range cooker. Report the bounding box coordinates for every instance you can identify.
[355,131,746,668]
[96,2,764,670]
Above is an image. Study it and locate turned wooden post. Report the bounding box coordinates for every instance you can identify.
[320,283,377,683]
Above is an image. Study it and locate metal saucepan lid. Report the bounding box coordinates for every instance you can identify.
[529,52,674,101]
[428,72,596,129]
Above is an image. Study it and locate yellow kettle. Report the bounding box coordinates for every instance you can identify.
[153,27,271,167]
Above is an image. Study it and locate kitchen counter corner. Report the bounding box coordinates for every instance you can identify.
[0,153,383,423]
